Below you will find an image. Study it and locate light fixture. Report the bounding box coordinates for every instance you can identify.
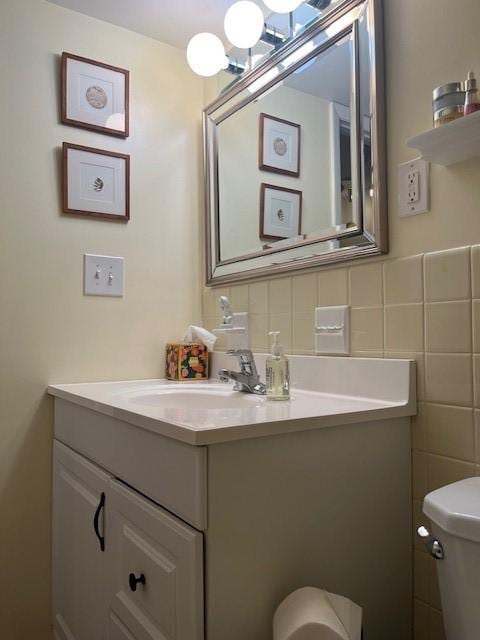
[224,1,265,49]
[186,33,228,77]
[263,0,304,14]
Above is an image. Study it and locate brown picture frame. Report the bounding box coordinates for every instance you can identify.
[62,142,130,221]
[260,183,302,240]
[259,113,301,177]
[61,52,130,138]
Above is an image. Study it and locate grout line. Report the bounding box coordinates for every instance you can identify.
[424,351,474,356]
[384,301,425,308]
[424,451,476,466]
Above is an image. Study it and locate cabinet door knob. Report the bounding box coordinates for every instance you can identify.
[128,572,146,592]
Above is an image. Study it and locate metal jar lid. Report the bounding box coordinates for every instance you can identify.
[433,82,464,101]
[465,71,477,92]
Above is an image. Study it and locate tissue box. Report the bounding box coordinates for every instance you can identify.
[166,342,209,381]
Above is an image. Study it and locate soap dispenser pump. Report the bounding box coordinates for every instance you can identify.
[266,331,290,401]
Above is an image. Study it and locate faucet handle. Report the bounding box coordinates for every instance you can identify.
[225,349,258,377]
[226,349,253,357]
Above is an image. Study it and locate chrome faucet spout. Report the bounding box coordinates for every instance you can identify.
[218,350,266,395]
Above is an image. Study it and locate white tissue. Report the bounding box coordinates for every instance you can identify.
[183,325,217,351]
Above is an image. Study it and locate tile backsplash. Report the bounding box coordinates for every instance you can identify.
[203,244,480,640]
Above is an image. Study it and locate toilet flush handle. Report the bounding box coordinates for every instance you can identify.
[417,526,445,560]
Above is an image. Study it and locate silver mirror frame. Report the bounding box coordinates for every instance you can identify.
[204,0,387,286]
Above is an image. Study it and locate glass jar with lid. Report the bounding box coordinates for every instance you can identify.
[433,82,465,127]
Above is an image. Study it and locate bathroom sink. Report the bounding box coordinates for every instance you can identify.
[48,352,416,445]
[124,383,265,410]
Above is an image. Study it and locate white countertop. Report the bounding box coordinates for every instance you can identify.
[48,354,417,445]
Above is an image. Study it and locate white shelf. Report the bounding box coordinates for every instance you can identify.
[407,110,480,166]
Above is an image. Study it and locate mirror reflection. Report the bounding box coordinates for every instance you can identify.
[218,33,355,262]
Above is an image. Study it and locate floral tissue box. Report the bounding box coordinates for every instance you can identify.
[166,342,209,381]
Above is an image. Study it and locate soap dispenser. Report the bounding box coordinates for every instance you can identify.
[266,331,290,401]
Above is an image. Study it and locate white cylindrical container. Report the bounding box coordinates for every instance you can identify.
[273,587,362,640]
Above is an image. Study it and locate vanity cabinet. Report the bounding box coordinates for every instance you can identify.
[52,441,204,640]
[50,378,414,640]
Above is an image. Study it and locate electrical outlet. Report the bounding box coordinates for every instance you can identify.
[399,158,430,217]
[407,169,420,203]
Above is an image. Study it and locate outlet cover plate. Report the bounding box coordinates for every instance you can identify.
[315,305,350,355]
[398,158,430,217]
[84,254,124,297]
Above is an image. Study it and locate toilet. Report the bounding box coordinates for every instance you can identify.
[421,477,480,640]
[273,587,362,640]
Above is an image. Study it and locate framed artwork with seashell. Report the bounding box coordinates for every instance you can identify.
[61,52,129,137]
[62,143,130,221]
[259,183,302,241]
[259,113,301,177]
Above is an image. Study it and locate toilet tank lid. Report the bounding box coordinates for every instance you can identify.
[424,477,480,543]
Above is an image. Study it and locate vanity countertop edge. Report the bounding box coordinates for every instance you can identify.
[47,354,417,446]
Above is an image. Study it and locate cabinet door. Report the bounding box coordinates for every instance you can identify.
[53,441,110,640]
[108,612,137,640]
[107,479,204,640]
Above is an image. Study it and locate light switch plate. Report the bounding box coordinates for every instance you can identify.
[398,158,430,217]
[315,305,350,355]
[84,254,124,297]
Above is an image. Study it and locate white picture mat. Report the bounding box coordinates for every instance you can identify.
[67,148,126,216]
[66,58,126,131]
[263,187,301,238]
[262,117,300,173]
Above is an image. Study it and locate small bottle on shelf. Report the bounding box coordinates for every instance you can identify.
[464,71,480,115]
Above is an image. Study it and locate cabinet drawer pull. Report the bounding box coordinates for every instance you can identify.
[93,492,106,552]
[128,572,146,592]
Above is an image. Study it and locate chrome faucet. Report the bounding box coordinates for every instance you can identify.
[219,349,266,395]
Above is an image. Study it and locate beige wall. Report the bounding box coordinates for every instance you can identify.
[0,1,203,638]
[203,1,480,638]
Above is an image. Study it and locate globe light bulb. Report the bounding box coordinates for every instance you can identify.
[263,0,304,13]
[224,1,265,49]
[186,33,228,77]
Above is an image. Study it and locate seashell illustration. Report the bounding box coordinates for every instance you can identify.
[273,136,288,156]
[276,208,285,222]
[86,85,108,109]
[93,177,104,192]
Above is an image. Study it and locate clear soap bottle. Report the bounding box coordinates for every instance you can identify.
[266,331,290,401]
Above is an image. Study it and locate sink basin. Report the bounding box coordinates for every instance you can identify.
[125,383,266,410]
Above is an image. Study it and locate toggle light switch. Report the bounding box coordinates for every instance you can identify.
[84,254,124,297]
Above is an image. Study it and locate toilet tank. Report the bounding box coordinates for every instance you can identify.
[423,478,480,640]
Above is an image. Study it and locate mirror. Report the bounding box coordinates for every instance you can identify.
[204,0,386,285]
